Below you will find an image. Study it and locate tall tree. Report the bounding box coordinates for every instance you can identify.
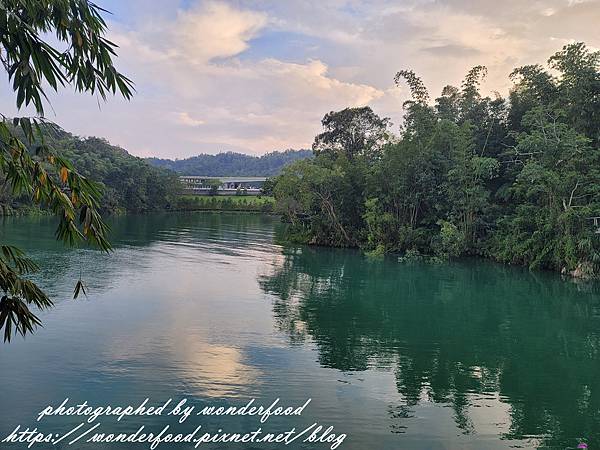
[549,43,600,145]
[313,107,390,161]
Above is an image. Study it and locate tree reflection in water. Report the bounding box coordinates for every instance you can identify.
[259,245,600,448]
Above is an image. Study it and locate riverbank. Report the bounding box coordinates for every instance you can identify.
[281,225,599,280]
[0,204,51,216]
[175,195,275,214]
[4,199,594,280]
[1,195,275,218]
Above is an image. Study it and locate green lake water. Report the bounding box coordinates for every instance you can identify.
[1,212,599,450]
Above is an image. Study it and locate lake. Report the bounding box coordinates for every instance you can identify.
[1,212,599,450]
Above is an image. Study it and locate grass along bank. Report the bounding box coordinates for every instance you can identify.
[176,195,275,213]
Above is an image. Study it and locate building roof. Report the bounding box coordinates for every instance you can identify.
[179,176,267,182]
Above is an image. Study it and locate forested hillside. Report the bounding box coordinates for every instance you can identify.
[1,126,181,214]
[273,43,600,278]
[147,149,312,176]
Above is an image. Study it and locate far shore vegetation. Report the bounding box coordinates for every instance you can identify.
[2,124,279,215]
[177,195,274,213]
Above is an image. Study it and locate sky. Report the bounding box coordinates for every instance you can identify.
[2,0,600,159]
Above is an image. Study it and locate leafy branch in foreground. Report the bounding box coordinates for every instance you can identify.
[0,245,49,342]
[0,0,133,341]
[1,0,133,115]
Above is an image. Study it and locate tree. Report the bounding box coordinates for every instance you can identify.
[206,179,221,196]
[274,157,362,247]
[273,43,599,277]
[548,43,600,145]
[495,43,600,274]
[261,177,276,196]
[494,107,600,273]
[0,0,133,341]
[312,107,390,161]
[509,43,600,144]
[444,122,499,250]
[436,85,460,122]
[274,108,391,248]
[395,70,437,143]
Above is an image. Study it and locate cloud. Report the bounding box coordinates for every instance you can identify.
[173,1,268,63]
[3,0,599,158]
[43,0,386,157]
[176,112,205,127]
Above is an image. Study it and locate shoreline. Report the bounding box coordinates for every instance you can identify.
[2,205,595,280]
[172,208,278,216]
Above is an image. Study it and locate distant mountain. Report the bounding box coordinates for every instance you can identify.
[146,149,313,177]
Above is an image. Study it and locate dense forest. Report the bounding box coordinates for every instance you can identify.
[272,43,600,278]
[1,125,181,214]
[147,149,312,176]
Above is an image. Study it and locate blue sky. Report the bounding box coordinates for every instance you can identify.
[3,0,600,158]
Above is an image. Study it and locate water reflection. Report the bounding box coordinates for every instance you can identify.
[2,213,600,449]
[259,245,600,448]
[102,326,261,398]
[0,213,279,424]
[0,212,280,299]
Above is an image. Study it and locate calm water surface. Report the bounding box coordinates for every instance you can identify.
[1,213,600,450]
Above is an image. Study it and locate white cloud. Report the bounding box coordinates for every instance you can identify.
[54,1,386,156]
[3,0,599,158]
[173,1,268,63]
